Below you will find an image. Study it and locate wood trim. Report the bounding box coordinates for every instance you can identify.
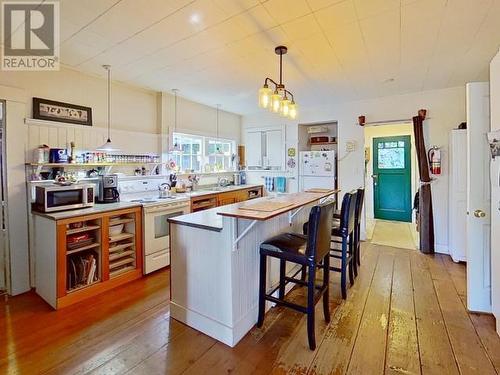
[57,207,140,226]
[134,209,143,273]
[56,223,67,298]
[57,269,142,309]
[101,216,110,282]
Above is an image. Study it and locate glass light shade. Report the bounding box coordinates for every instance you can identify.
[258,86,272,108]
[169,141,182,154]
[280,99,290,117]
[96,138,120,152]
[288,103,297,119]
[271,92,281,113]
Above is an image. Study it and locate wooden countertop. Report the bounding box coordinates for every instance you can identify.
[216,190,339,221]
[31,201,142,221]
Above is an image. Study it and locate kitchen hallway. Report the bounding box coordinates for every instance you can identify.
[1,243,499,374]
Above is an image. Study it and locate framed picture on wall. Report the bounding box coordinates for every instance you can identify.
[33,97,93,126]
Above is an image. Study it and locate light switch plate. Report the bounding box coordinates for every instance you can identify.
[346,140,357,152]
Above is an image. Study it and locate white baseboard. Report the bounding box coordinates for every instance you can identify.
[170,301,258,347]
[435,244,449,254]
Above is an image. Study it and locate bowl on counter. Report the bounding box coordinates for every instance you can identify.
[109,224,124,236]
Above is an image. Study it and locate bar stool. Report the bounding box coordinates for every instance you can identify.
[305,191,357,299]
[257,202,334,350]
[333,188,364,271]
[331,191,358,299]
[353,188,365,267]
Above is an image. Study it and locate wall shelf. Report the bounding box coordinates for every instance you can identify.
[309,142,337,145]
[26,162,160,167]
[26,162,161,175]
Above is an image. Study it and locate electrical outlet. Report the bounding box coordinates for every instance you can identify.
[346,140,357,152]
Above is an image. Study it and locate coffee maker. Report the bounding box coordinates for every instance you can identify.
[97,175,120,203]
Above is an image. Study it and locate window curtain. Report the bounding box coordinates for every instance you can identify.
[413,115,435,253]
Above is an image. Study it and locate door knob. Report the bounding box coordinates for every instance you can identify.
[473,209,486,218]
[372,174,378,186]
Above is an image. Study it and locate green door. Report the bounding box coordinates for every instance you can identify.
[373,135,412,222]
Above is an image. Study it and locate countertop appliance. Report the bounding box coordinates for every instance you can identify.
[158,183,171,199]
[34,183,95,212]
[97,174,119,203]
[299,151,336,191]
[119,178,190,274]
[49,148,68,163]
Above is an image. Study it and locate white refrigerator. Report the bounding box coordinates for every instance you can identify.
[299,151,336,191]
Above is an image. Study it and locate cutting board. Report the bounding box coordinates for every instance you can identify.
[240,200,294,212]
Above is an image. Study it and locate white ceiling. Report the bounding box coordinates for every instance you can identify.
[56,0,500,114]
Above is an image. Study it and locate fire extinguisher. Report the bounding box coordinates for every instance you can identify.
[428,146,441,175]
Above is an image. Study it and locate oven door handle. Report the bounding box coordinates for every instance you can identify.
[144,205,189,214]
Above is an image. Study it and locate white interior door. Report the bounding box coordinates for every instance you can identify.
[466,82,491,313]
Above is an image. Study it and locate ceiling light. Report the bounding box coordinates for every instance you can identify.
[96,65,120,152]
[258,46,298,120]
[288,102,297,120]
[189,13,201,24]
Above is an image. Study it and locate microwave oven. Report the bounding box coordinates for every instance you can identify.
[35,183,95,212]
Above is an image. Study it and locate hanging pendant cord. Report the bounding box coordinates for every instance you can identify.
[107,67,111,141]
[279,52,283,86]
[174,91,177,132]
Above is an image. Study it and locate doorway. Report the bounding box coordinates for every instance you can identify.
[0,100,5,293]
[364,124,418,250]
[373,135,412,222]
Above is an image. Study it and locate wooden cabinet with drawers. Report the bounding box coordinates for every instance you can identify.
[190,186,263,212]
[191,194,218,212]
[217,190,248,206]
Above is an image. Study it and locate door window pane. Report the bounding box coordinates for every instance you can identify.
[378,147,405,169]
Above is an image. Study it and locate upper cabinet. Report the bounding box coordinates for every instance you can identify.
[245,126,285,170]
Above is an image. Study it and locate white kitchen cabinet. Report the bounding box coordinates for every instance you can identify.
[245,131,263,168]
[449,129,467,262]
[265,130,283,168]
[245,126,284,170]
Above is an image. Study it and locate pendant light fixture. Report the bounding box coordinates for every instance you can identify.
[258,46,298,120]
[96,65,120,152]
[169,89,182,153]
[215,104,223,154]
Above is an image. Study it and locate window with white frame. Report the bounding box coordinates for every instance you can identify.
[169,132,235,173]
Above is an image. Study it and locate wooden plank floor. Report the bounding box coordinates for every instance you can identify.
[1,243,500,374]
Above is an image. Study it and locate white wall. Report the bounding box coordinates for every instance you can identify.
[363,123,418,222]
[0,66,158,134]
[243,86,466,253]
[162,93,241,142]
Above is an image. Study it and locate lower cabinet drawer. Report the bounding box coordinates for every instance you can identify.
[144,249,170,274]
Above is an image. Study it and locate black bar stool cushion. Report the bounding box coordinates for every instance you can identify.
[260,233,309,264]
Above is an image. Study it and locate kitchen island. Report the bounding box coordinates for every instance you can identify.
[168,190,337,347]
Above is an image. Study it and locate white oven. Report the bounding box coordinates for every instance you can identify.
[143,200,190,274]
